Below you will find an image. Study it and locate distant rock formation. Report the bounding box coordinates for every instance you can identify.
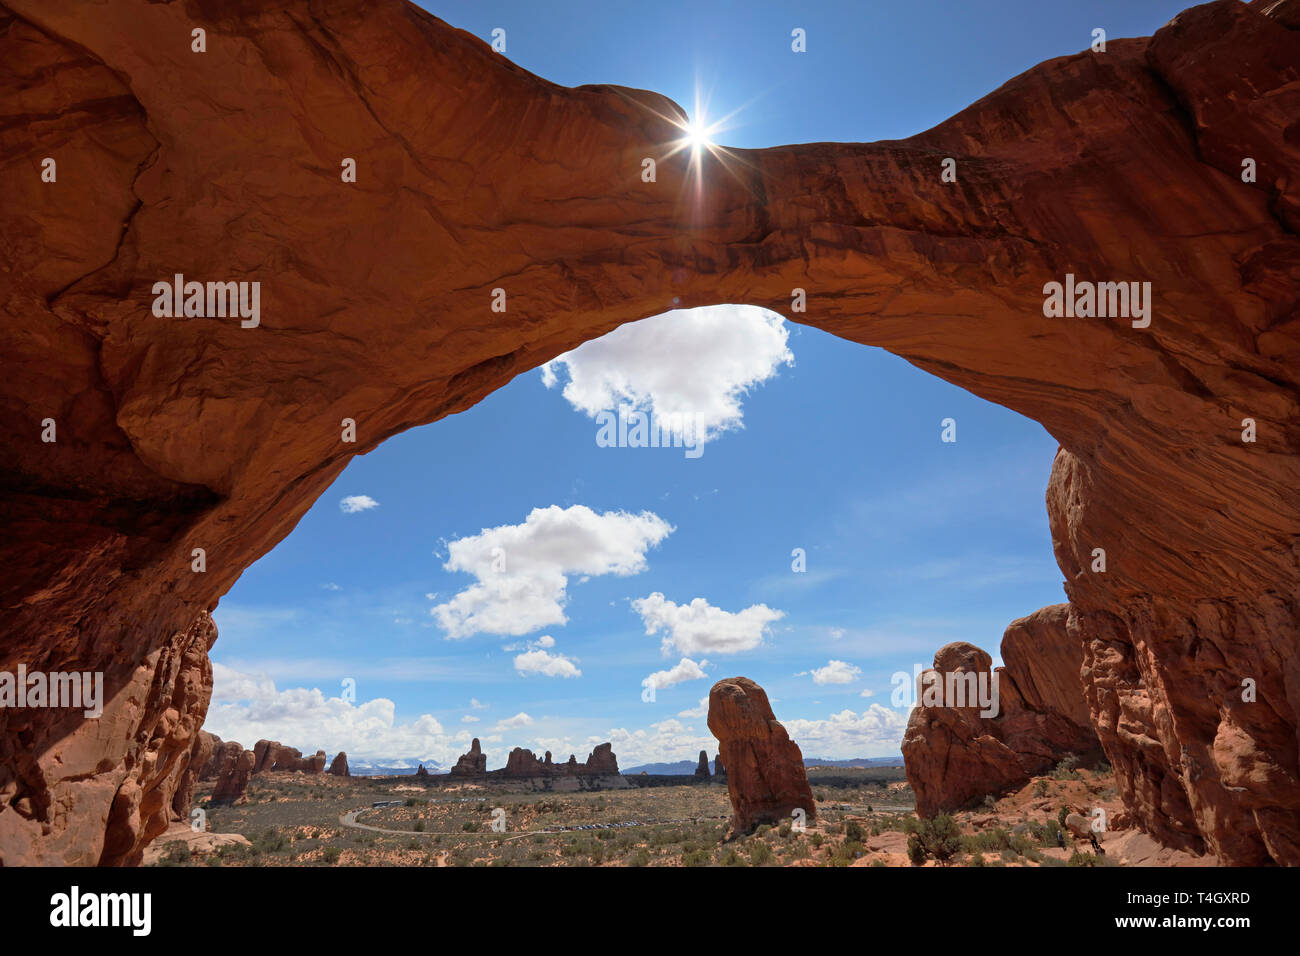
[251,739,328,774]
[584,743,619,775]
[902,605,1101,816]
[328,752,349,777]
[450,738,488,776]
[211,741,255,805]
[695,750,711,778]
[714,754,726,777]
[708,677,816,836]
[505,748,545,776]
[415,764,428,778]
[502,743,620,777]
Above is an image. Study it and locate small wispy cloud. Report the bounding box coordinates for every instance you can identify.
[496,712,533,730]
[340,494,380,514]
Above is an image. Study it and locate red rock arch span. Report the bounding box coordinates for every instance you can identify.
[0,0,1297,865]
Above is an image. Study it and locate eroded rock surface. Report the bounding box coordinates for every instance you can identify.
[210,741,255,805]
[903,606,1101,817]
[328,752,349,777]
[252,741,325,774]
[1,0,1298,863]
[708,677,816,835]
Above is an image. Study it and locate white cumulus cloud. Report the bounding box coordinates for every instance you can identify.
[641,657,709,691]
[339,495,379,514]
[514,648,582,678]
[206,663,464,767]
[782,705,910,757]
[810,659,862,685]
[677,696,709,719]
[602,719,717,767]
[431,505,673,639]
[632,592,784,656]
[540,305,793,445]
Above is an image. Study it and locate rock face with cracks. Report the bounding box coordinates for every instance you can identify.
[0,0,1298,864]
[708,678,816,835]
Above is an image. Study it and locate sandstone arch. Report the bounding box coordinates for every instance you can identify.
[0,0,1297,864]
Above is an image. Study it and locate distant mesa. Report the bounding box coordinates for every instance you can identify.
[708,677,816,836]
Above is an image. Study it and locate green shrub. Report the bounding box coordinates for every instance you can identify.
[904,814,962,865]
[158,842,192,866]
[907,833,927,866]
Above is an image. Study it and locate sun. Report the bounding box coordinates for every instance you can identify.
[684,117,714,155]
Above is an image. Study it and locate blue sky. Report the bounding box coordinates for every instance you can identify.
[207,0,1192,768]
